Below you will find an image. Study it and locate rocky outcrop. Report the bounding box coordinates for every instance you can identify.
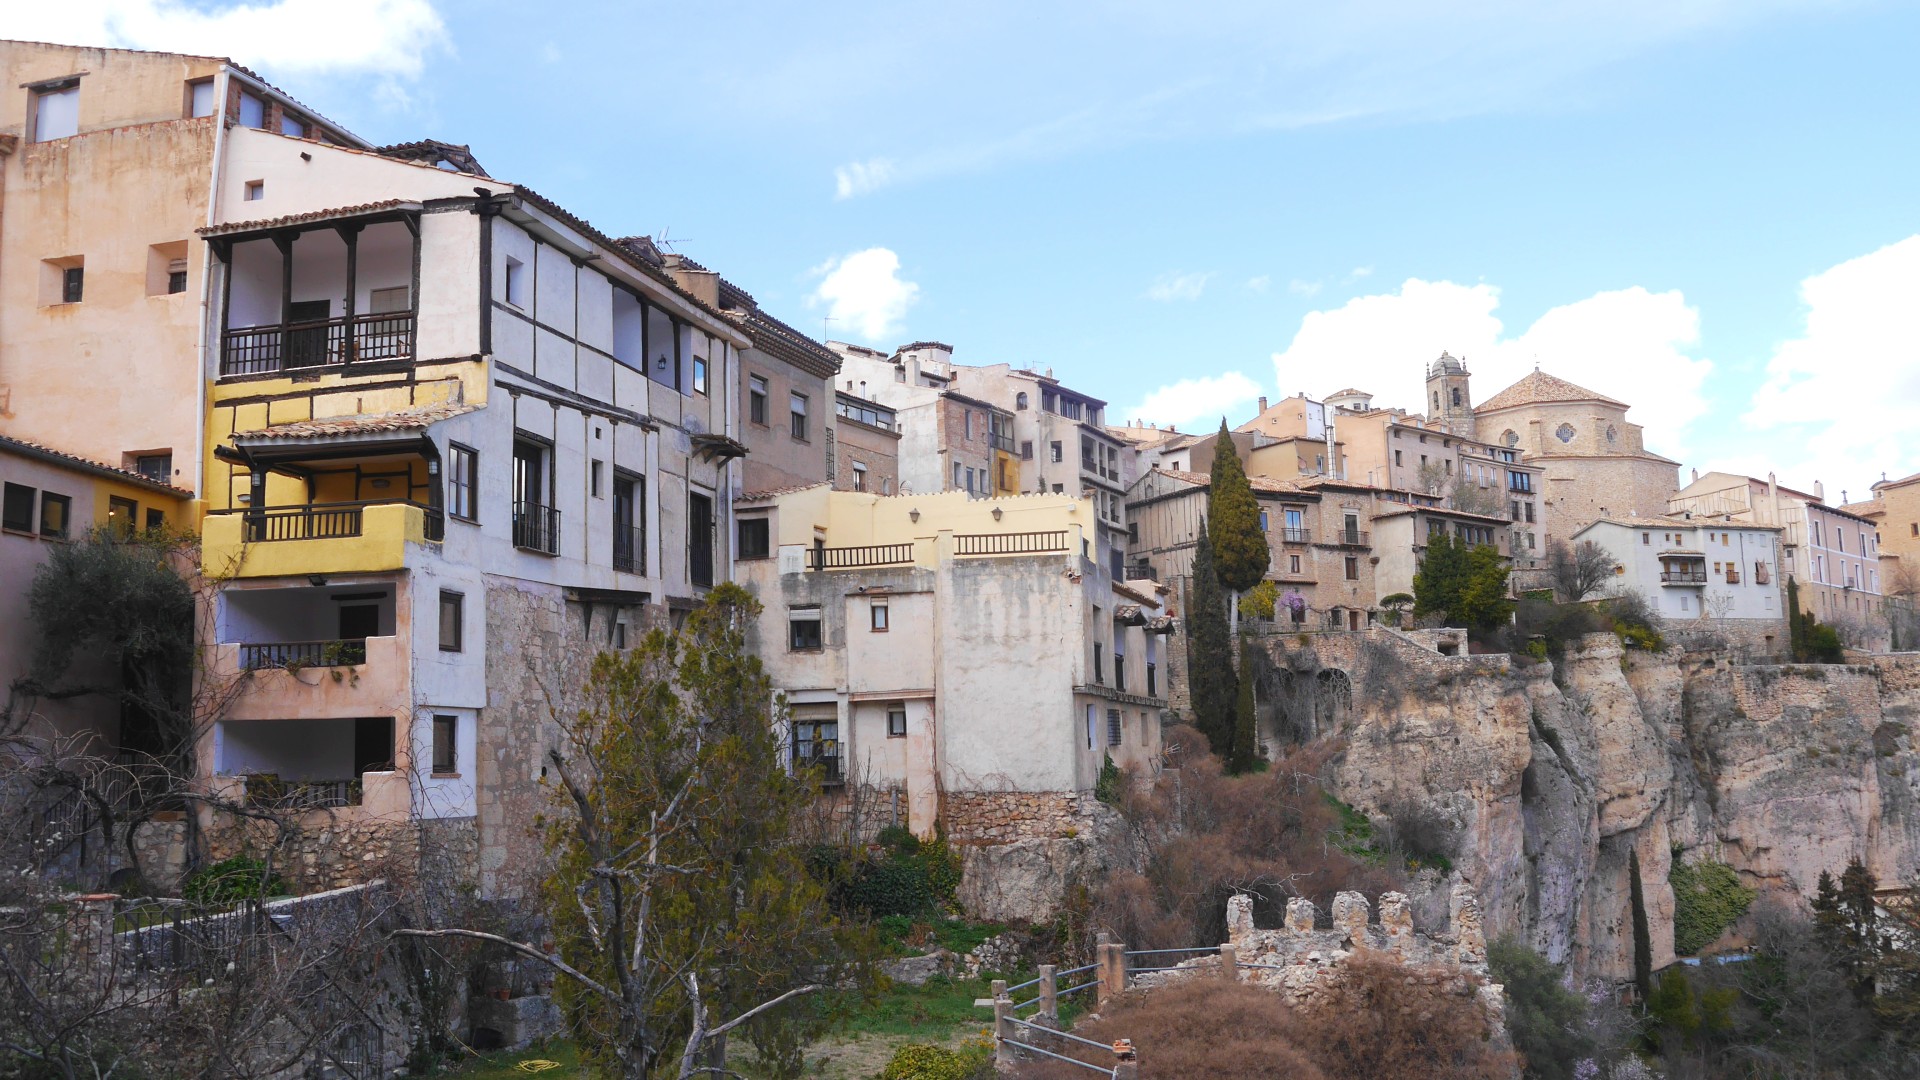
[1278,629,1920,983]
[954,798,1140,923]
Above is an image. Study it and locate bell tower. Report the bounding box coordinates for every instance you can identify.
[1425,352,1475,439]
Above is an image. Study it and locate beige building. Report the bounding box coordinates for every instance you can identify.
[0,40,364,495]
[825,341,1015,500]
[1857,470,1920,596]
[733,486,1168,838]
[1670,472,1886,647]
[1472,368,1681,541]
[831,391,901,495]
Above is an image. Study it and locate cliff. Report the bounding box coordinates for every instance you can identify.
[1266,630,1920,982]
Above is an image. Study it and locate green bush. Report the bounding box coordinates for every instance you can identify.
[878,1039,991,1080]
[1488,937,1594,1080]
[1670,857,1756,955]
[1094,754,1123,805]
[837,830,964,919]
[182,855,287,906]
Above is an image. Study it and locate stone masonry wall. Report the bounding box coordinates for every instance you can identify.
[941,790,1100,844]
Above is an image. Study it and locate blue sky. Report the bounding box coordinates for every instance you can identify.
[17,1,1920,497]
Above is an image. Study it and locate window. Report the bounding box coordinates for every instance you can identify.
[1016,392,1029,410]
[134,454,172,483]
[57,265,85,304]
[448,444,477,521]
[504,256,526,307]
[432,715,458,774]
[871,603,889,631]
[1290,554,1301,573]
[590,459,604,498]
[692,355,708,395]
[39,493,71,539]
[1394,449,1403,467]
[280,113,306,138]
[964,412,974,440]
[613,474,645,572]
[852,461,868,491]
[952,461,964,489]
[1021,440,1033,460]
[31,81,80,142]
[789,610,823,651]
[1642,532,1650,545]
[790,392,809,440]
[107,496,137,538]
[736,516,772,559]
[187,79,215,117]
[238,91,266,128]
[2,484,35,532]
[792,714,840,779]
[1086,704,1096,750]
[1050,441,1063,463]
[168,259,189,295]
[1451,387,1462,407]
[439,591,464,652]
[243,179,265,202]
[1259,509,1269,531]
[1107,709,1123,747]
[749,375,768,425]
[1345,556,1359,580]
[888,705,907,737]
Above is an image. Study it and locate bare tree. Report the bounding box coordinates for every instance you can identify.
[1548,539,1617,603]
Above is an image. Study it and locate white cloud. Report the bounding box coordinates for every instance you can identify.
[1288,279,1323,297]
[1126,372,1265,431]
[1346,266,1374,282]
[1146,271,1212,302]
[1246,276,1272,293]
[807,248,920,341]
[1741,235,1920,494]
[1271,277,1711,459]
[10,0,448,79]
[834,158,898,199]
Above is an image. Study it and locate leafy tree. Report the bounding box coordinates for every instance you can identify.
[398,585,870,1078]
[1487,938,1594,1080]
[1237,579,1278,621]
[1414,533,1513,632]
[1226,643,1259,774]
[1630,847,1653,1003]
[1785,577,1844,661]
[1185,520,1238,756]
[1206,421,1269,629]
[1669,856,1756,956]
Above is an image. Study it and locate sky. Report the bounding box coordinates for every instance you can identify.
[11,1,1920,499]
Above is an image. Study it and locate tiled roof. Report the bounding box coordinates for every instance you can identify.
[738,482,830,502]
[1157,469,1308,494]
[1477,370,1627,413]
[1839,499,1885,518]
[372,140,490,177]
[1326,387,1369,397]
[1580,515,1782,532]
[238,402,477,440]
[0,434,193,497]
[199,199,415,237]
[1875,470,1920,492]
[896,341,954,354]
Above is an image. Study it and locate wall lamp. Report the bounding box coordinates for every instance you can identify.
[909,509,921,523]
[991,507,1004,521]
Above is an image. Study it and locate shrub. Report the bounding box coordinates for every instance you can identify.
[836,829,964,919]
[182,855,287,906]
[1489,938,1594,1080]
[1094,754,1123,805]
[1605,592,1665,651]
[881,1039,992,1080]
[1670,857,1756,955]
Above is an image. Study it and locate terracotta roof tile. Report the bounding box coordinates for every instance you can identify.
[199,199,415,237]
[238,402,477,440]
[0,434,193,496]
[1477,370,1628,413]
[1157,469,1307,494]
[737,482,831,502]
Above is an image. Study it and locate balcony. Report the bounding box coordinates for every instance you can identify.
[210,714,411,818]
[1329,530,1370,547]
[238,639,367,671]
[793,748,843,784]
[613,523,645,574]
[220,312,415,377]
[1280,528,1313,545]
[1724,570,1741,585]
[989,432,1017,453]
[513,501,561,555]
[204,502,441,578]
[1661,569,1708,585]
[1124,563,1158,581]
[955,531,1069,556]
[810,543,915,570]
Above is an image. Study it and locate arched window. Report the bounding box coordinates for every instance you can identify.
[1016,392,1029,410]
[1451,387,1462,407]
[1432,391,1439,410]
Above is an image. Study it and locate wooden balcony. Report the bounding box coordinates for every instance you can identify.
[955,530,1068,556]
[810,543,914,570]
[237,639,367,671]
[219,312,415,377]
[203,502,440,578]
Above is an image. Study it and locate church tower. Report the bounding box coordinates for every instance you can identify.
[1425,352,1475,439]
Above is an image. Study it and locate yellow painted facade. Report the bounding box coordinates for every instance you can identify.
[992,448,1020,496]
[763,486,1093,552]
[201,501,432,578]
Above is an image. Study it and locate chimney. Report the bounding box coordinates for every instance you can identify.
[1814,479,1825,503]
[1258,396,1268,413]
[1691,467,1698,482]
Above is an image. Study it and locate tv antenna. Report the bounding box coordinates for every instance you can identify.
[655,227,694,252]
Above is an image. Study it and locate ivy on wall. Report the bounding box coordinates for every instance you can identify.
[1670,855,1756,956]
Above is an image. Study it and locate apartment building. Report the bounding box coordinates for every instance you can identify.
[0,40,365,491]
[827,341,1011,499]
[948,363,1132,543]
[1670,472,1885,643]
[733,487,1168,837]
[1854,470,1920,593]
[831,391,902,494]
[1,435,191,746]
[1572,517,1785,624]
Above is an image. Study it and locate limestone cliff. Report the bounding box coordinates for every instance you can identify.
[1278,630,1920,983]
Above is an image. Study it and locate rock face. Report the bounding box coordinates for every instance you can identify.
[1271,630,1920,982]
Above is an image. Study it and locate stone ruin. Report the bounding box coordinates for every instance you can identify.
[1136,881,1505,1023]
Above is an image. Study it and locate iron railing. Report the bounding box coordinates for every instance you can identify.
[513,501,561,554]
[955,530,1068,556]
[1661,569,1708,584]
[219,312,415,376]
[1330,529,1370,546]
[1280,527,1312,544]
[809,543,914,569]
[239,639,368,671]
[613,523,645,573]
[793,750,843,783]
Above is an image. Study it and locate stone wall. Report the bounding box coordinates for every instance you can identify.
[941,790,1095,843]
[204,809,420,895]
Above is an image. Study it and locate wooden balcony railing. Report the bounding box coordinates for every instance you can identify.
[216,500,443,543]
[219,312,415,377]
[809,543,914,570]
[513,501,561,555]
[1661,570,1708,584]
[1124,564,1157,581]
[238,639,368,671]
[244,776,362,810]
[954,531,1068,556]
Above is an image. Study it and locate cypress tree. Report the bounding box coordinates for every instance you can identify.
[1207,421,1270,634]
[1630,846,1653,1003]
[1787,577,1806,660]
[1186,520,1238,755]
[1226,642,1259,774]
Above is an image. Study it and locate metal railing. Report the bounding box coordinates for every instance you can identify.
[513,501,561,554]
[955,530,1068,556]
[612,523,645,573]
[220,312,415,376]
[238,639,368,671]
[809,543,914,570]
[1330,529,1369,546]
[793,750,843,783]
[1280,527,1312,544]
[1661,569,1708,584]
